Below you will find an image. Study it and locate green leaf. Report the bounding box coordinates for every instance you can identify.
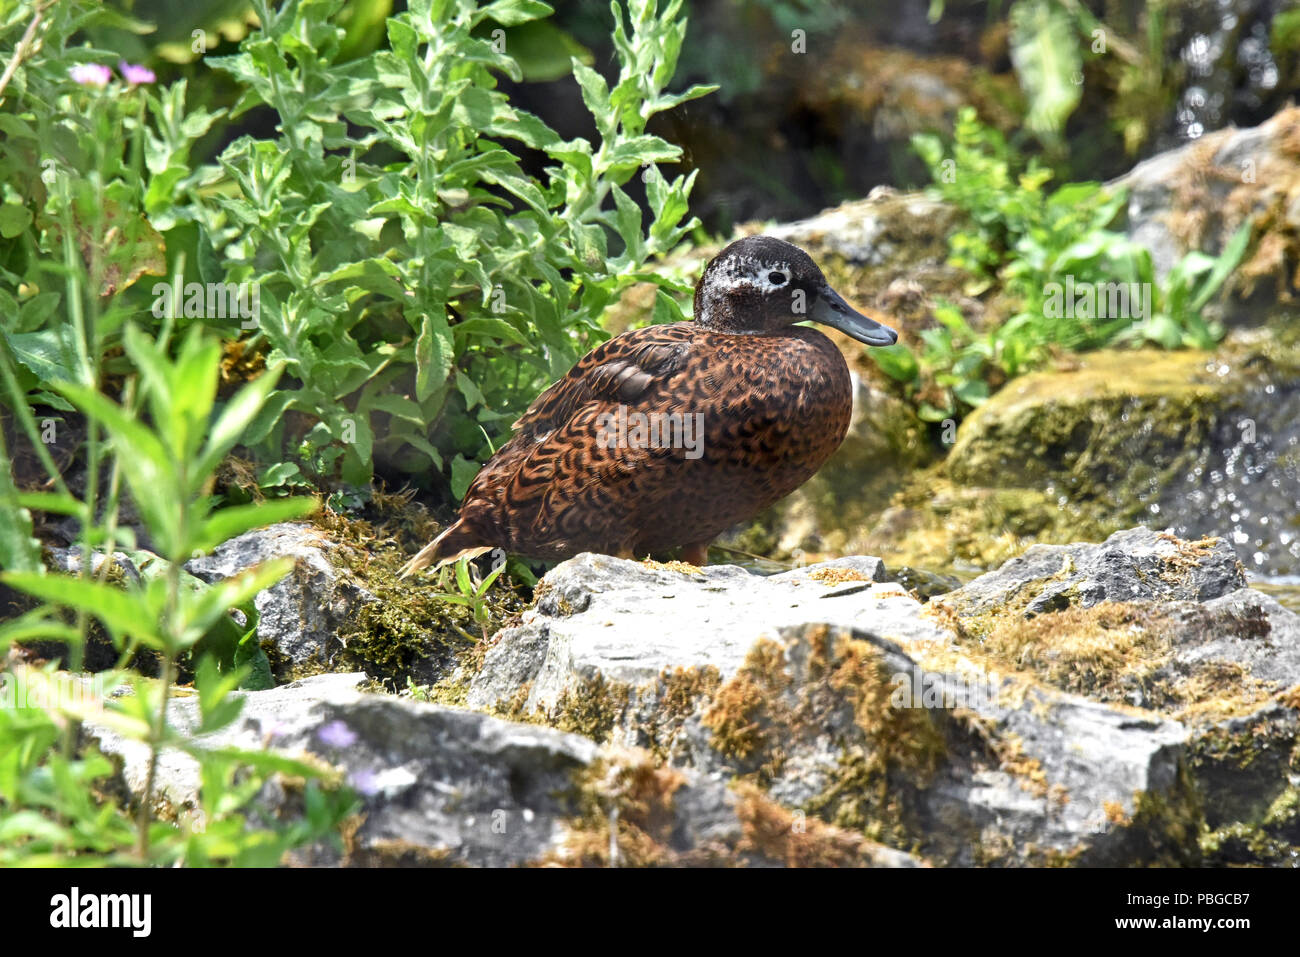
[195,655,248,735]
[193,498,319,555]
[260,462,304,488]
[194,365,286,485]
[918,401,955,422]
[1189,220,1252,313]
[0,572,162,645]
[415,312,454,402]
[0,609,82,652]
[479,0,555,27]
[0,203,32,239]
[178,559,294,649]
[572,60,613,132]
[0,452,41,574]
[1010,0,1082,136]
[365,393,427,425]
[868,344,920,383]
[17,292,61,333]
[651,288,684,325]
[451,317,529,346]
[235,629,275,691]
[52,381,181,559]
[953,379,990,407]
[2,326,80,385]
[450,454,480,501]
[1142,314,1183,349]
[124,323,219,465]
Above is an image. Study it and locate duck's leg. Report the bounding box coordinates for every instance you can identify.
[680,542,710,566]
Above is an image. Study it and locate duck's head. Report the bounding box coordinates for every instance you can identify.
[693,235,898,346]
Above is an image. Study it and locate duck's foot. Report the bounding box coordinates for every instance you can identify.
[680,543,710,566]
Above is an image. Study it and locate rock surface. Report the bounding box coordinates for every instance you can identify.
[459,536,1300,865]
[86,672,919,867]
[185,523,371,681]
[1115,105,1300,300]
[937,527,1247,617]
[66,525,1300,866]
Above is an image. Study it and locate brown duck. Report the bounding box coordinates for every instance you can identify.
[399,236,898,575]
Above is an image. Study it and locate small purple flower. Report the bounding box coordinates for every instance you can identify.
[317,720,358,749]
[69,63,112,88]
[348,768,380,797]
[118,61,156,86]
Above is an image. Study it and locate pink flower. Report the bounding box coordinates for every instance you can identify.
[118,61,156,86]
[69,63,112,88]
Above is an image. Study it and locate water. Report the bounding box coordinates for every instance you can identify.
[1163,0,1288,148]
[1150,364,1300,578]
[1251,575,1300,613]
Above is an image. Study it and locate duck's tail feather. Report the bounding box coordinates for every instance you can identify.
[398,521,494,578]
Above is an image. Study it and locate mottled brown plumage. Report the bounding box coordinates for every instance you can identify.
[399,236,898,575]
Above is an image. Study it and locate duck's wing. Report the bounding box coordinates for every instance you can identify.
[512,326,694,441]
[457,323,703,556]
[401,324,702,574]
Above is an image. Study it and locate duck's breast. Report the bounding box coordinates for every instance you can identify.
[630,326,852,548]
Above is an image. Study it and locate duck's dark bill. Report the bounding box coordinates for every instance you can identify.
[812,284,899,346]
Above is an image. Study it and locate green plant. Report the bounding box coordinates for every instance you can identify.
[432,554,508,639]
[889,108,1251,421]
[1,0,712,507]
[163,0,713,501]
[912,108,1117,292]
[1121,221,1251,350]
[0,324,354,864]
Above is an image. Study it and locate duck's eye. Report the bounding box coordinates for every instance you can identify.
[768,272,787,286]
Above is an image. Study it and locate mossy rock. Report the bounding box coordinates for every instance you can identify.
[863,480,1115,572]
[946,348,1227,497]
[875,333,1300,576]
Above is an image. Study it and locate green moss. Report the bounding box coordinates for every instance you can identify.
[962,601,1176,701]
[489,683,538,725]
[720,520,778,560]
[865,478,1113,572]
[700,638,793,780]
[344,839,462,867]
[935,595,1281,722]
[551,752,700,867]
[551,750,897,867]
[1114,764,1204,867]
[697,627,948,856]
[408,667,475,708]
[804,749,925,851]
[947,349,1222,498]
[546,673,631,744]
[311,508,528,689]
[641,665,723,761]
